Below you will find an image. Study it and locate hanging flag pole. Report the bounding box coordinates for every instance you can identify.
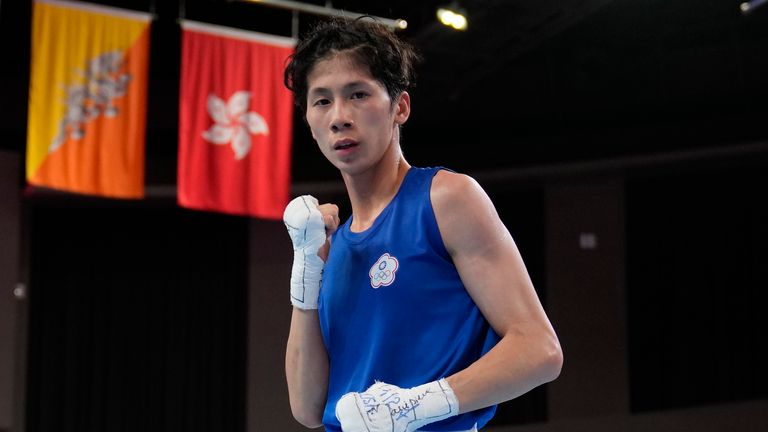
[233,0,408,30]
[35,0,155,21]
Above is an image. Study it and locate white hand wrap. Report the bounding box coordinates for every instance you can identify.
[335,379,460,432]
[283,195,326,310]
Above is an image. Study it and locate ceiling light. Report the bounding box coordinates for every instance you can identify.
[740,0,768,14]
[437,6,468,31]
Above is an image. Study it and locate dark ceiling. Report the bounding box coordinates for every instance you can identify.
[2,0,767,185]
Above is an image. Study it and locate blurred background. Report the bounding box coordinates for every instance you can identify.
[1,0,767,431]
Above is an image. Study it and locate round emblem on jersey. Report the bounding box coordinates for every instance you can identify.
[369,253,399,288]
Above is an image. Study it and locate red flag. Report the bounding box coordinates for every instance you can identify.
[178,21,294,219]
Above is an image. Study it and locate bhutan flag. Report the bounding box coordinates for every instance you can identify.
[26,0,151,198]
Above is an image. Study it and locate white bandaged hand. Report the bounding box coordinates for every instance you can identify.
[283,195,327,309]
[335,379,460,432]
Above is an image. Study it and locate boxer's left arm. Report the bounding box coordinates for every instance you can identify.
[432,170,563,413]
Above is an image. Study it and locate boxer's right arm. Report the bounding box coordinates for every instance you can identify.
[284,195,338,428]
[283,195,326,309]
[286,307,328,428]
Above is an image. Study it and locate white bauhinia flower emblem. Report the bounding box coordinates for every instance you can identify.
[201,91,269,160]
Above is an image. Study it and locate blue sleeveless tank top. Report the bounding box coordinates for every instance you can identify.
[318,166,501,431]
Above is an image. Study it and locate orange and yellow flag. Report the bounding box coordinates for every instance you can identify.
[26,0,151,199]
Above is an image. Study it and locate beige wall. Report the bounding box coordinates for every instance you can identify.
[545,179,629,419]
[0,151,21,432]
[489,178,768,432]
[247,218,306,432]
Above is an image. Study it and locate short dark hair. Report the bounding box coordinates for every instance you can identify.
[284,16,422,114]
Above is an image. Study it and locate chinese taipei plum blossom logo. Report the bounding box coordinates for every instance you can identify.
[369,253,399,288]
[202,91,269,160]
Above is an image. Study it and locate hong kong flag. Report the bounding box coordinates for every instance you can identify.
[178,21,295,219]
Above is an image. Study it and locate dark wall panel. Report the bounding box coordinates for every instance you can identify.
[626,165,768,412]
[25,200,248,432]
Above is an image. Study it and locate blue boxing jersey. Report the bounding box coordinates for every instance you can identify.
[318,166,501,431]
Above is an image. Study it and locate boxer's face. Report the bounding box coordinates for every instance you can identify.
[305,51,409,176]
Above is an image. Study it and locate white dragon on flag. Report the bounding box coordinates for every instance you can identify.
[50,50,132,153]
